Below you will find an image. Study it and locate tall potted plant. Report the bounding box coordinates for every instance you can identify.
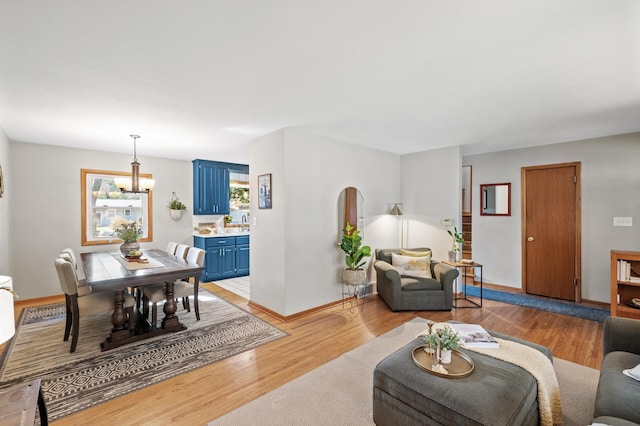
[447,226,464,262]
[340,222,371,285]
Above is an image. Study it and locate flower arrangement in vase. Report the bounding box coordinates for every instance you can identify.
[112,219,142,256]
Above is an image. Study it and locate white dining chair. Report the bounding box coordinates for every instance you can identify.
[142,247,205,327]
[54,257,136,353]
[60,248,87,287]
[166,241,179,255]
[175,244,190,259]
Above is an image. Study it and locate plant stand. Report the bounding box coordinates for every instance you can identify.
[342,282,368,312]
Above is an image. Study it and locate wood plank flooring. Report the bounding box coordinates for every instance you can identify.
[10,284,604,425]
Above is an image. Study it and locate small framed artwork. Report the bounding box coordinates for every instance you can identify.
[258,173,272,209]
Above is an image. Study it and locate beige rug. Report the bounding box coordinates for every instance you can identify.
[209,318,599,426]
[0,289,287,422]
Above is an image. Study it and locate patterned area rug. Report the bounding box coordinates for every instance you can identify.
[0,289,288,422]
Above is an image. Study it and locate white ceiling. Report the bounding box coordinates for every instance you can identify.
[1,1,639,163]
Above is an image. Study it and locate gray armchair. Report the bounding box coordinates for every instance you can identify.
[373,248,458,311]
[593,316,640,425]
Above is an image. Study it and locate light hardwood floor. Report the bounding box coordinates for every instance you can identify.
[12,283,604,425]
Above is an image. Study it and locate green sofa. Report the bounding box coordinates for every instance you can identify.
[373,248,458,311]
[593,316,640,425]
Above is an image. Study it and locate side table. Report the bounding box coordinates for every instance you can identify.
[0,378,48,425]
[443,261,483,308]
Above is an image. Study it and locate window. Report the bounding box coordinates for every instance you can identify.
[81,169,153,246]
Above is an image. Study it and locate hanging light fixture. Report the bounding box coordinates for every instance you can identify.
[114,134,155,193]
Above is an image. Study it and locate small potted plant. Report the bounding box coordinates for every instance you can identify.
[339,222,371,286]
[168,192,187,220]
[423,324,461,364]
[112,219,142,256]
[447,226,464,262]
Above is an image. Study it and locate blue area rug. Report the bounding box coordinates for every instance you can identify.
[462,284,610,322]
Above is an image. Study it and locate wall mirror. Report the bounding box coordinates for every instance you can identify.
[338,187,364,241]
[480,182,511,216]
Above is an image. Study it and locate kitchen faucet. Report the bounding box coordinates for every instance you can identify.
[241,215,248,231]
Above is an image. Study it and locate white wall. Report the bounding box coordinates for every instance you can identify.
[11,141,194,299]
[249,128,400,316]
[400,145,462,261]
[0,128,10,276]
[248,129,287,314]
[464,132,640,303]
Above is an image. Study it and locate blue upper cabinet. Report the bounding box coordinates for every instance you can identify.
[193,160,232,215]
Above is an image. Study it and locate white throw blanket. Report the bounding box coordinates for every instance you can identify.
[466,337,563,426]
[418,325,563,426]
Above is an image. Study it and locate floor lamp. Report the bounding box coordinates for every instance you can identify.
[389,203,404,248]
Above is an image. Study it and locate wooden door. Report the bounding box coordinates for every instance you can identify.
[522,163,581,301]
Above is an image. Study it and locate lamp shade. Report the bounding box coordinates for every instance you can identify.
[389,203,403,216]
[0,276,15,344]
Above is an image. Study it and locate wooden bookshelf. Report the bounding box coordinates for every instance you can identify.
[461,214,473,284]
[611,250,640,319]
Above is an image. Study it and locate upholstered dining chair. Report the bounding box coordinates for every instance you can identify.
[166,241,179,255]
[60,248,87,287]
[142,247,205,328]
[54,257,136,353]
[174,243,190,259]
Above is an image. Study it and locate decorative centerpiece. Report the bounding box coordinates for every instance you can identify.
[168,192,187,220]
[423,323,461,364]
[447,226,464,262]
[339,222,371,286]
[112,219,142,257]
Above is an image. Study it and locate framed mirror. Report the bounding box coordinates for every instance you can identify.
[338,187,364,241]
[480,183,511,216]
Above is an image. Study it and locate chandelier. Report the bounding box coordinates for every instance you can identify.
[114,134,155,193]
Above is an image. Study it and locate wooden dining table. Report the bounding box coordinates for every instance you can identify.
[80,249,204,351]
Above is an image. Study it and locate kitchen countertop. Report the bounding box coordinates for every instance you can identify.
[193,230,250,238]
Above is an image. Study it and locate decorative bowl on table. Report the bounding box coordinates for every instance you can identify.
[124,250,144,260]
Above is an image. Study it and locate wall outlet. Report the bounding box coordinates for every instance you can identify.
[614,217,633,227]
[441,219,453,226]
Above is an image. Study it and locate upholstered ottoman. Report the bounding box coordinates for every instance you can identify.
[373,331,552,426]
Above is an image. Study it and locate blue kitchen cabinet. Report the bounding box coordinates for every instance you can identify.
[235,235,250,276]
[192,159,230,215]
[194,235,249,281]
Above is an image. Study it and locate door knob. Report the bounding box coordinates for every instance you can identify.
[527,237,534,242]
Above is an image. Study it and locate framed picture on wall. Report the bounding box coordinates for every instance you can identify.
[258,173,272,209]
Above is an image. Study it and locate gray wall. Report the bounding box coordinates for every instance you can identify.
[0,128,10,276]
[10,141,195,299]
[464,132,640,303]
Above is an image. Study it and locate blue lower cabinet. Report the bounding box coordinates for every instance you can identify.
[194,236,249,281]
[236,244,250,276]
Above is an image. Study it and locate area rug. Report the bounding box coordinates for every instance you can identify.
[209,318,599,426]
[0,289,288,422]
[462,284,610,322]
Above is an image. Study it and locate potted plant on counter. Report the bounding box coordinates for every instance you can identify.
[339,222,371,286]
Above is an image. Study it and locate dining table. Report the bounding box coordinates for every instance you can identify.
[80,249,204,351]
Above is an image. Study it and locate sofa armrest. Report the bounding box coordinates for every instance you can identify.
[431,261,458,308]
[374,260,401,285]
[603,316,640,356]
[374,260,403,310]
